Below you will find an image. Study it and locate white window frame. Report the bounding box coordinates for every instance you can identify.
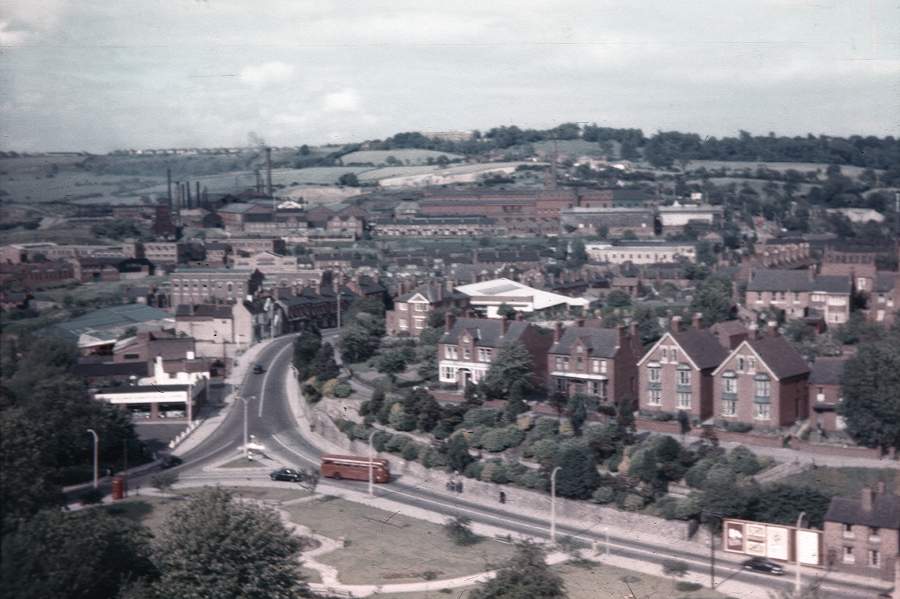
[754,402,771,420]
[722,399,737,416]
[648,366,661,383]
[677,391,692,410]
[647,389,661,406]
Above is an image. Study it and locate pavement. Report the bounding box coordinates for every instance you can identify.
[105,329,890,599]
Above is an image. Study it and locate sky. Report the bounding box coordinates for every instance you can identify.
[0,0,898,153]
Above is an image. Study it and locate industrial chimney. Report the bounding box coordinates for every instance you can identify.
[265,147,273,197]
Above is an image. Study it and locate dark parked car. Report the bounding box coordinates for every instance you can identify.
[253,364,266,374]
[270,467,304,482]
[742,557,785,575]
[160,455,182,469]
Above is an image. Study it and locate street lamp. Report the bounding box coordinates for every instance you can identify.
[237,395,254,460]
[368,430,377,497]
[795,511,807,595]
[702,510,724,589]
[86,429,99,489]
[550,466,562,544]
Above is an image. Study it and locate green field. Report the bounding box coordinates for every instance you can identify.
[784,466,897,498]
[0,170,165,204]
[339,149,463,166]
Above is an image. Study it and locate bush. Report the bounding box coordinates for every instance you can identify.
[723,421,753,433]
[684,457,718,488]
[480,461,508,484]
[619,493,647,511]
[516,469,547,490]
[528,417,560,441]
[463,408,501,428]
[150,470,179,491]
[402,443,420,461]
[389,405,417,431]
[333,382,353,398]
[372,430,392,452]
[525,438,560,463]
[728,445,763,476]
[591,486,615,504]
[606,449,623,473]
[80,488,104,504]
[420,447,448,469]
[321,379,338,397]
[463,461,484,479]
[480,426,525,453]
[444,516,480,546]
[675,581,702,592]
[652,412,674,422]
[385,435,411,454]
[661,559,689,577]
[302,383,322,404]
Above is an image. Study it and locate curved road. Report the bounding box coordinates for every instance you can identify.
[144,332,881,599]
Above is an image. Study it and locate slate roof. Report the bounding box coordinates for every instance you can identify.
[826,492,900,529]
[747,335,810,380]
[875,272,898,293]
[440,317,530,347]
[810,357,847,386]
[549,326,620,357]
[813,275,852,294]
[174,304,232,319]
[397,283,467,303]
[747,269,812,292]
[671,328,729,370]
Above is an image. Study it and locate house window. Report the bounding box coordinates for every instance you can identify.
[398,304,408,311]
[870,527,880,542]
[562,357,570,371]
[555,357,564,371]
[555,377,566,392]
[648,366,660,383]
[677,392,692,409]
[592,359,600,373]
[446,346,458,360]
[869,550,880,567]
[463,347,471,360]
[478,348,492,362]
[414,303,427,312]
[647,389,661,406]
[399,321,409,329]
[414,317,425,328]
[600,360,607,374]
[737,357,745,372]
[677,367,691,386]
[441,366,455,381]
[671,349,678,362]
[755,378,771,398]
[661,348,668,362]
[843,547,854,564]
[723,376,736,394]
[754,402,771,420]
[722,399,737,416]
[748,357,756,371]
[575,357,584,370]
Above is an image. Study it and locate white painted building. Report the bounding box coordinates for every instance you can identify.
[586,242,697,265]
[454,278,590,318]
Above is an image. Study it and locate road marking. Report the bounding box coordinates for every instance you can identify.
[258,338,296,418]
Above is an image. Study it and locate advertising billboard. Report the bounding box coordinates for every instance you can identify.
[722,519,822,566]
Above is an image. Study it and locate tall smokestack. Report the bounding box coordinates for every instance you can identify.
[185,181,192,208]
[265,147,273,197]
[195,181,201,207]
[166,168,172,206]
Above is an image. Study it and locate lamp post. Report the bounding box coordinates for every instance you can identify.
[702,510,724,589]
[237,395,253,460]
[368,430,377,497]
[795,511,807,595]
[550,466,562,544]
[86,429,99,489]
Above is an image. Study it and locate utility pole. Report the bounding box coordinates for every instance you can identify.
[703,511,724,589]
[335,270,342,329]
[795,511,807,595]
[550,466,562,543]
[86,429,99,489]
[368,430,377,496]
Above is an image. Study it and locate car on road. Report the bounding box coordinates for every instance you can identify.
[160,455,182,469]
[270,467,304,482]
[253,363,266,374]
[742,557,785,575]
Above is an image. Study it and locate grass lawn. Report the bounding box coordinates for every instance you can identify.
[286,496,517,584]
[102,495,186,535]
[179,485,309,503]
[217,456,271,469]
[784,466,897,498]
[366,561,727,599]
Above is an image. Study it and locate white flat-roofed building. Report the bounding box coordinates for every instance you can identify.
[454,277,590,318]
[586,242,697,265]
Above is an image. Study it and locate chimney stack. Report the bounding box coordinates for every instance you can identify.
[692,312,703,329]
[515,312,524,321]
[629,321,638,339]
[767,321,779,337]
[576,318,585,327]
[265,147,273,197]
[748,322,759,338]
[617,323,627,345]
[808,264,817,282]
[501,316,510,336]
[861,487,874,512]
[166,168,172,205]
[444,312,456,333]
[554,322,563,343]
[670,315,682,333]
[877,481,886,495]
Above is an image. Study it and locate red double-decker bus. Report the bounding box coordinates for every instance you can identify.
[320,454,391,483]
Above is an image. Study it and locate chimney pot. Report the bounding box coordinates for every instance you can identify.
[861,487,874,511]
[670,315,682,333]
[692,312,703,329]
[554,322,563,343]
[767,321,779,337]
[444,312,456,333]
[877,481,886,495]
[501,317,510,336]
[515,312,524,321]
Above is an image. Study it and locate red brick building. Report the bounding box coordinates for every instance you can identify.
[385,283,470,336]
[824,483,900,581]
[546,321,642,406]
[712,325,810,428]
[809,357,847,433]
[637,315,728,421]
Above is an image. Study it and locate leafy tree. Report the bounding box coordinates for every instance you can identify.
[337,172,359,186]
[415,395,442,432]
[150,471,179,492]
[482,341,535,400]
[374,350,407,381]
[312,342,340,382]
[566,394,589,436]
[152,487,312,599]
[0,408,60,532]
[338,323,379,363]
[605,290,632,308]
[505,392,530,423]
[417,352,438,382]
[838,331,900,451]
[470,541,565,599]
[444,516,479,546]
[567,239,588,268]
[1,509,157,599]
[292,330,321,380]
[552,445,600,500]
[690,275,734,325]
[750,484,830,528]
[497,304,517,319]
[446,434,473,473]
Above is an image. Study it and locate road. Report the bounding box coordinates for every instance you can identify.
[136,331,884,599]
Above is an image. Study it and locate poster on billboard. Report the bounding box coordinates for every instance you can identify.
[765,526,790,561]
[745,523,767,556]
[724,521,745,553]
[796,530,821,565]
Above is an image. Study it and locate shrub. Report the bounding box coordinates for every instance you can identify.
[652,412,674,422]
[321,379,338,397]
[463,408,501,428]
[661,559,689,577]
[606,449,623,473]
[516,469,547,491]
[528,417,560,441]
[728,445,763,476]
[444,516,480,546]
[402,443,420,461]
[724,421,753,433]
[675,581,702,592]
[423,571,439,581]
[463,461,484,479]
[684,457,718,488]
[350,423,371,441]
[619,493,647,511]
[424,448,448,468]
[591,486,615,504]
[480,426,525,453]
[333,382,353,398]
[302,383,322,404]
[525,438,560,463]
[372,430,392,452]
[389,405,417,431]
[80,488,104,504]
[385,435,411,454]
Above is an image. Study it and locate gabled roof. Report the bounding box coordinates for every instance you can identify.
[810,357,847,386]
[875,272,898,293]
[671,328,729,370]
[747,269,812,292]
[746,335,810,379]
[826,492,900,529]
[812,275,851,294]
[440,317,529,348]
[174,304,232,319]
[549,326,620,358]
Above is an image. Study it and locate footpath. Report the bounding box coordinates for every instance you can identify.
[278,364,890,599]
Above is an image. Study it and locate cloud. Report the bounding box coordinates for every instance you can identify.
[238,61,295,86]
[0,21,30,46]
[321,89,361,113]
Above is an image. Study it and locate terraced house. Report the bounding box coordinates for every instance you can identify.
[746,268,851,324]
[637,315,728,421]
[438,314,552,387]
[712,324,810,428]
[546,321,642,405]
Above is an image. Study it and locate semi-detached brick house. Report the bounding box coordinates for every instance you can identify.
[824,483,900,581]
[637,315,728,421]
[712,325,810,428]
[808,357,847,433]
[385,283,470,336]
[438,314,553,387]
[746,268,851,325]
[546,321,642,406]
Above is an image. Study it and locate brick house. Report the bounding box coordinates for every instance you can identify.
[438,314,553,387]
[712,325,810,428]
[746,268,852,325]
[809,357,847,433]
[547,321,642,406]
[637,314,728,421]
[823,483,900,581]
[868,272,899,326]
[385,282,470,336]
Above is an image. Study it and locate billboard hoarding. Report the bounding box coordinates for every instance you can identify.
[722,518,823,566]
[796,529,821,566]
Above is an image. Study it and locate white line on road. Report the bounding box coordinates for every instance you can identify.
[258,339,295,418]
